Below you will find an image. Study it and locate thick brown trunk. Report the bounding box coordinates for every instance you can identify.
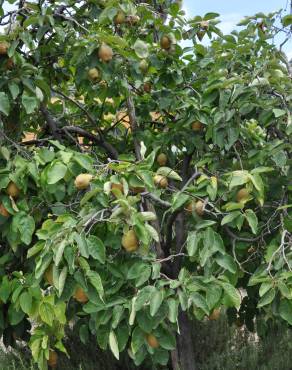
[169,213,196,370]
[176,311,197,370]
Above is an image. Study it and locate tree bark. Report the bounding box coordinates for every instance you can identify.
[169,213,196,370]
[175,311,197,370]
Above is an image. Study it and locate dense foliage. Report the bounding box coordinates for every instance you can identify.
[0,1,291,369]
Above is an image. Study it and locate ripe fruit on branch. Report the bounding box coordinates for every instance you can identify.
[74,174,93,190]
[6,182,20,198]
[194,200,204,216]
[157,153,167,166]
[160,35,171,50]
[122,229,138,252]
[126,15,140,24]
[185,200,195,213]
[73,287,89,303]
[146,334,160,348]
[200,20,209,30]
[236,188,250,203]
[191,121,203,132]
[209,308,220,321]
[0,42,9,55]
[48,350,58,368]
[186,200,204,216]
[111,182,124,195]
[0,203,9,217]
[88,67,100,81]
[139,59,149,74]
[153,175,168,188]
[98,43,113,62]
[6,58,14,70]
[114,10,125,25]
[143,82,151,93]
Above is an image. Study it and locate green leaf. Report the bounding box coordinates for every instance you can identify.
[145,223,159,242]
[12,212,35,245]
[167,298,178,323]
[133,40,149,59]
[73,232,89,258]
[47,161,67,184]
[171,193,189,211]
[87,236,105,264]
[0,92,10,116]
[39,302,54,326]
[195,220,217,230]
[282,14,292,27]
[279,299,292,325]
[21,93,38,114]
[19,291,32,314]
[221,211,241,226]
[221,283,241,309]
[273,109,286,118]
[109,331,119,360]
[186,231,201,257]
[87,270,104,299]
[55,240,67,266]
[229,171,249,189]
[8,82,20,100]
[204,227,215,248]
[58,266,67,297]
[206,285,222,309]
[150,289,163,317]
[215,254,237,274]
[257,289,275,308]
[191,293,209,315]
[245,209,258,234]
[156,167,182,181]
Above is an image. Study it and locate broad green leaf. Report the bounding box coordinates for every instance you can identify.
[47,161,67,184]
[22,93,38,114]
[150,289,163,317]
[109,331,119,360]
[273,108,286,118]
[39,302,54,326]
[156,167,182,181]
[191,293,209,315]
[215,254,237,274]
[0,92,10,116]
[257,289,275,308]
[221,283,241,309]
[186,231,201,257]
[19,291,32,314]
[133,40,149,58]
[87,270,104,299]
[221,211,241,226]
[87,235,105,264]
[279,299,292,325]
[245,209,258,234]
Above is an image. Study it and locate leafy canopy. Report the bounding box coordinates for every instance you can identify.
[0,0,291,369]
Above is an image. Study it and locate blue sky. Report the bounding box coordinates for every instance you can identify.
[183,0,292,59]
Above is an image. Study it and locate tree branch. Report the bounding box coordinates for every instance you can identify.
[40,104,62,140]
[60,126,118,159]
[126,90,141,161]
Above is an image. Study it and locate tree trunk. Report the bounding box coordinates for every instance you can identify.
[170,213,197,370]
[174,311,197,370]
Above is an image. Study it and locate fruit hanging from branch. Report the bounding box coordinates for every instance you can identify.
[98,43,113,62]
[74,174,93,190]
[122,229,139,252]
